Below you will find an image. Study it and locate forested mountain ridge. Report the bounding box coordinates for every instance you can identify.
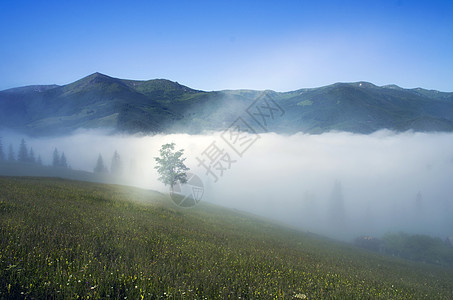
[1,72,452,135]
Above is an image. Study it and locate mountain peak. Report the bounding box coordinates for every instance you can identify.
[84,72,115,81]
[90,71,109,77]
[63,72,122,91]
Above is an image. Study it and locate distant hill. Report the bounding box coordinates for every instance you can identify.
[1,72,452,135]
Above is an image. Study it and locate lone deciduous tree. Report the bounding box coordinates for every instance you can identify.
[154,143,189,190]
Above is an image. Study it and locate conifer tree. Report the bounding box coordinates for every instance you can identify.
[0,136,4,161]
[111,150,122,176]
[29,147,36,163]
[18,139,29,162]
[52,148,60,167]
[8,144,15,161]
[94,154,108,173]
[60,152,68,169]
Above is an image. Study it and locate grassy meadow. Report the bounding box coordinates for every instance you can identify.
[1,177,452,299]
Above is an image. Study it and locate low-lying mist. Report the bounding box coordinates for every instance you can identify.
[2,129,453,241]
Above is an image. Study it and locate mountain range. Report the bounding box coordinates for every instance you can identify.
[1,72,453,136]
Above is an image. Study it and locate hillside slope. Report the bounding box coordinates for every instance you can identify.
[1,177,452,299]
[1,73,453,135]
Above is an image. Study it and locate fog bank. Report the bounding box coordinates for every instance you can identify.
[2,129,452,240]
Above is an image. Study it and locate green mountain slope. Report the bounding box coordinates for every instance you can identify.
[1,177,452,299]
[278,82,453,133]
[1,73,452,135]
[0,73,180,134]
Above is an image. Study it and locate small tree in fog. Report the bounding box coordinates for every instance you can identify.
[29,147,36,164]
[18,139,29,162]
[0,137,4,161]
[52,148,69,168]
[60,152,68,169]
[329,180,346,230]
[110,150,122,176]
[8,144,15,161]
[154,143,189,190]
[94,154,108,173]
[52,148,60,167]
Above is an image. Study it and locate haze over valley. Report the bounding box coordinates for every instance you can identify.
[1,74,453,242]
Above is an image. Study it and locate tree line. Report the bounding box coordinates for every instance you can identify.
[93,151,123,176]
[0,137,43,165]
[0,137,128,176]
[0,136,70,169]
[1,137,189,184]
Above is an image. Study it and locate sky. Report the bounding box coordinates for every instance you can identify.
[1,0,453,92]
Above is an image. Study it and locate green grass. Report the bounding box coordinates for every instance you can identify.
[297,100,313,106]
[1,177,452,299]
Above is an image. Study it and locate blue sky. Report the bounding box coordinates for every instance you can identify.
[1,0,452,92]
